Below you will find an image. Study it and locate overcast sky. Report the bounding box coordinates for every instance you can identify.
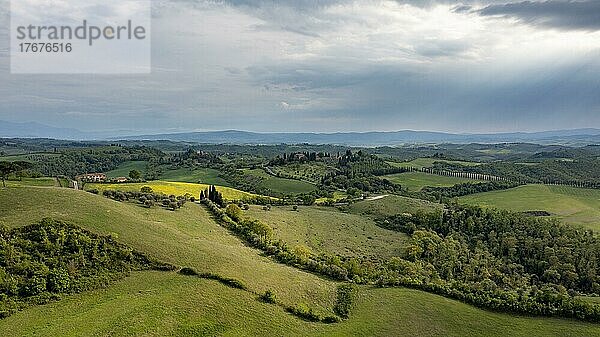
[1,0,599,134]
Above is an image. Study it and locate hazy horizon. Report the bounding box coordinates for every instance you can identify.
[4,119,600,138]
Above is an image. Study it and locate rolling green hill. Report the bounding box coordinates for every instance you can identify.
[246,204,409,259]
[2,186,600,336]
[269,162,334,184]
[346,194,442,218]
[159,167,231,186]
[105,160,148,178]
[1,271,598,337]
[0,186,335,313]
[459,184,600,231]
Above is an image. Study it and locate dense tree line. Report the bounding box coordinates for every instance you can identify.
[419,181,522,201]
[337,150,396,176]
[375,205,600,321]
[32,146,164,178]
[207,197,600,322]
[321,172,400,194]
[0,219,173,318]
[101,189,189,211]
[434,159,600,188]
[0,161,32,187]
[268,151,333,166]
[315,150,404,194]
[170,148,224,168]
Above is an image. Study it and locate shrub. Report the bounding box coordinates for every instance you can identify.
[259,289,277,304]
[198,273,247,290]
[47,268,71,293]
[225,204,243,222]
[322,315,341,324]
[334,283,358,319]
[179,267,199,276]
[285,303,321,322]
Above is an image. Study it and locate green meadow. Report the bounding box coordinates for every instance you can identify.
[160,167,231,186]
[346,194,442,218]
[383,171,483,191]
[1,271,598,337]
[459,184,600,231]
[246,204,410,259]
[105,160,148,178]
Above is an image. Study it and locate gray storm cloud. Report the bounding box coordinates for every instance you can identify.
[477,0,600,31]
[0,0,599,133]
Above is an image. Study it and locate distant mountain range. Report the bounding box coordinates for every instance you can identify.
[1,120,600,146]
[118,129,600,146]
[0,121,89,140]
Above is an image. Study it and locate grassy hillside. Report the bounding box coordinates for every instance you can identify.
[86,181,257,200]
[243,168,316,195]
[0,186,335,314]
[315,191,349,204]
[105,161,148,178]
[383,172,483,191]
[246,205,409,259]
[2,186,600,335]
[0,271,598,337]
[4,177,58,187]
[459,184,600,231]
[159,167,231,186]
[346,195,442,218]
